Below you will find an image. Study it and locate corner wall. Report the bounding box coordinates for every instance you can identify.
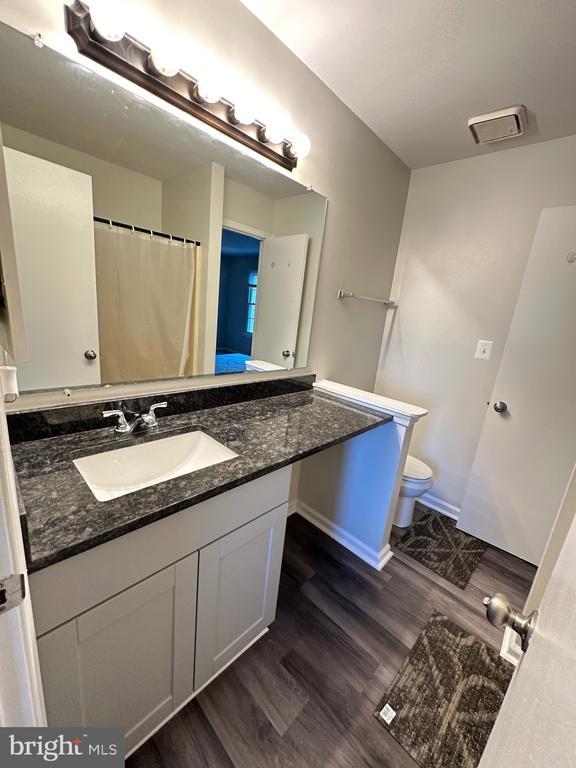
[376,134,576,513]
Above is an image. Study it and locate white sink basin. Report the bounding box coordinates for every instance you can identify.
[73,431,238,501]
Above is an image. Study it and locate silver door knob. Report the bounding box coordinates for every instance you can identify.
[483,593,538,652]
[84,349,97,360]
[493,401,508,413]
[281,350,291,359]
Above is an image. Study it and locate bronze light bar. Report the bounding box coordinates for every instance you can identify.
[64,1,297,171]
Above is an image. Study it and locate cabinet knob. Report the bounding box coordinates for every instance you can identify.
[84,349,97,361]
[493,401,508,414]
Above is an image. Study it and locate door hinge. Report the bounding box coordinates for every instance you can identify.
[0,573,26,615]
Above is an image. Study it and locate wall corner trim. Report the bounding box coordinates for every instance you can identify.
[295,500,393,571]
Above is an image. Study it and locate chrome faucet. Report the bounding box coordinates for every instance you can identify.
[103,402,168,434]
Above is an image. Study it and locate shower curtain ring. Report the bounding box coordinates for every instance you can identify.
[131,225,135,235]
[108,219,112,229]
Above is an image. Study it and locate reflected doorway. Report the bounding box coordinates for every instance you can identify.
[215,229,261,375]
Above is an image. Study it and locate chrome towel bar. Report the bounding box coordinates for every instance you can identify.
[337,290,397,308]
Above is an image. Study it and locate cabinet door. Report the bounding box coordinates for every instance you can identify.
[195,504,287,689]
[37,560,197,754]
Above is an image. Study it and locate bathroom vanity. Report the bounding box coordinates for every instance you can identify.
[11,385,390,753]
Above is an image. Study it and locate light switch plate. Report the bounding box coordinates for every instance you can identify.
[475,340,494,360]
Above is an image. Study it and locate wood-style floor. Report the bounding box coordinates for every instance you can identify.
[127,513,536,768]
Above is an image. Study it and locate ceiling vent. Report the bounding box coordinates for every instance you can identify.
[468,105,527,144]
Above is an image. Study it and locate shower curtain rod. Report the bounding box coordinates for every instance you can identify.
[94,216,201,246]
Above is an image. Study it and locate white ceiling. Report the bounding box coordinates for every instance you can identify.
[241,0,576,168]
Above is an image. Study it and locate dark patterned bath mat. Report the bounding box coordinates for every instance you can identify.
[395,509,487,588]
[374,614,513,768]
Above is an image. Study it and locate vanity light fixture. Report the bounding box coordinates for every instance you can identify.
[64,1,311,171]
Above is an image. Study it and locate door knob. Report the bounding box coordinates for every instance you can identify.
[493,401,508,413]
[483,592,538,653]
[84,349,98,360]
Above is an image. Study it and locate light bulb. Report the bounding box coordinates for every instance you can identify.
[289,132,311,159]
[149,47,181,78]
[259,107,292,145]
[262,124,285,145]
[229,83,260,125]
[89,1,127,42]
[196,78,223,103]
[233,104,257,125]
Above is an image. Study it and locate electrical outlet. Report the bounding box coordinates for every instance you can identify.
[475,340,494,360]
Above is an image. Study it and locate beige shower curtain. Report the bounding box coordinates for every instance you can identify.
[94,222,198,384]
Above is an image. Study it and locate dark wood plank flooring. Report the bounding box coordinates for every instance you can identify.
[127,513,536,768]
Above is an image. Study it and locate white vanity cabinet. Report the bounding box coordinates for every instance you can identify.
[30,467,290,754]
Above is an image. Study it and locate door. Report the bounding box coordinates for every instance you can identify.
[479,462,576,767]
[458,207,576,565]
[4,148,101,390]
[0,376,45,726]
[36,553,197,754]
[251,234,308,368]
[194,505,287,690]
[0,128,27,362]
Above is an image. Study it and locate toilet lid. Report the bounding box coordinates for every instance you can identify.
[403,455,433,481]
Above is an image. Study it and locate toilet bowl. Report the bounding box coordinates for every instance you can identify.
[394,455,434,528]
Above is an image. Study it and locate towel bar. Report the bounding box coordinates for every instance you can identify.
[337,290,397,308]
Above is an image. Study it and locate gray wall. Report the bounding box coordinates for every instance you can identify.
[376,134,576,512]
[1,0,411,391]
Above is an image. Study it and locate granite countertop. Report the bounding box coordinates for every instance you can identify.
[13,390,391,573]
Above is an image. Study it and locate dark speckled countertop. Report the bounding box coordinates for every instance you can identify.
[13,390,391,573]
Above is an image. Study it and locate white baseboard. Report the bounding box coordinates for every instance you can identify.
[295,501,393,571]
[420,492,460,521]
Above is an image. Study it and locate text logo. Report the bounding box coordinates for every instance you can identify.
[0,728,123,766]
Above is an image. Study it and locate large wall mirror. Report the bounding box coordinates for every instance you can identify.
[0,21,327,395]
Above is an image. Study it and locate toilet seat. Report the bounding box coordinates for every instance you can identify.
[403,455,433,482]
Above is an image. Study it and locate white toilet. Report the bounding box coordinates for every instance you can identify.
[394,455,434,528]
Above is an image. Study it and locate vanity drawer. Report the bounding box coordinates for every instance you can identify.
[31,465,291,636]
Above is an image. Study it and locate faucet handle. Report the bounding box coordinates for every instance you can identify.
[143,401,168,426]
[103,409,130,433]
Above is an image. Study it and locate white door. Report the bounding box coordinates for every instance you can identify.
[0,376,46,726]
[479,462,576,767]
[458,207,576,565]
[0,129,27,362]
[4,148,101,391]
[251,234,308,368]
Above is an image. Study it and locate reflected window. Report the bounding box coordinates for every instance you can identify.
[246,271,258,334]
